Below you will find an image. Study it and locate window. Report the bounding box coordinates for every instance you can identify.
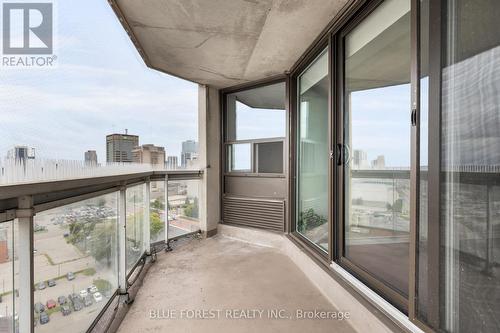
[343,0,411,301]
[33,193,119,332]
[296,48,329,252]
[227,143,252,173]
[256,141,284,174]
[225,82,286,175]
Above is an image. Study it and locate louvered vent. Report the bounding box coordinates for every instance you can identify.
[223,196,284,231]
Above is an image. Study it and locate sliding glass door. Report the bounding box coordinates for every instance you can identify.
[341,0,411,306]
[417,0,500,332]
[296,49,330,252]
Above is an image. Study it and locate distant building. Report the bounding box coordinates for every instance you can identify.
[84,150,98,166]
[181,140,198,168]
[132,144,166,166]
[106,131,139,163]
[371,155,386,169]
[352,150,368,169]
[185,153,199,169]
[167,156,178,170]
[6,145,35,162]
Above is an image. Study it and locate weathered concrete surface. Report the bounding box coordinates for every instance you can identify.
[112,0,349,88]
[117,236,356,333]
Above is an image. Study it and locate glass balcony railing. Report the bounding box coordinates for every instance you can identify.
[0,169,202,333]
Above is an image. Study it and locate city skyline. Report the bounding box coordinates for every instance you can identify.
[0,0,198,164]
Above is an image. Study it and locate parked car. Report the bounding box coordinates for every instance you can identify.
[61,305,71,316]
[47,279,56,287]
[46,299,56,309]
[66,272,75,281]
[79,289,88,298]
[69,293,83,311]
[37,281,46,290]
[88,285,98,294]
[57,295,67,305]
[39,312,49,325]
[34,302,45,313]
[93,292,103,303]
[83,295,93,307]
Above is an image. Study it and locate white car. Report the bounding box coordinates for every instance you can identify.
[79,289,88,298]
[88,285,98,293]
[93,292,103,303]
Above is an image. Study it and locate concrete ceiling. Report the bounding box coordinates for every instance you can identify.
[111,0,349,89]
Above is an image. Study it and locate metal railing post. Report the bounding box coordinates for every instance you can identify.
[164,174,172,251]
[118,186,127,293]
[17,195,34,333]
[144,179,151,255]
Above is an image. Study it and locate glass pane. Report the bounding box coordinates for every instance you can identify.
[168,179,200,239]
[33,193,118,332]
[126,185,145,273]
[296,48,329,252]
[419,1,500,331]
[256,142,284,174]
[0,220,17,333]
[226,82,286,141]
[150,180,166,243]
[227,144,252,172]
[344,0,411,297]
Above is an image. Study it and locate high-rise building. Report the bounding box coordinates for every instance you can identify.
[352,149,368,169]
[106,131,139,163]
[167,156,178,170]
[371,155,386,169]
[84,150,98,166]
[6,146,35,162]
[132,144,166,166]
[181,140,198,168]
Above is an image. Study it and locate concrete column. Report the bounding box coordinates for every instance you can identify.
[198,85,221,236]
[17,195,34,333]
[143,180,151,255]
[118,187,127,292]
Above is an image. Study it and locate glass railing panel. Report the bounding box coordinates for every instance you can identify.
[150,180,166,243]
[167,179,200,239]
[125,184,145,273]
[0,219,18,333]
[32,192,119,333]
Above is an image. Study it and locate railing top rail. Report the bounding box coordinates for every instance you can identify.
[0,169,203,213]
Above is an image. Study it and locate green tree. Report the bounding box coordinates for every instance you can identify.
[150,212,163,237]
[151,198,164,211]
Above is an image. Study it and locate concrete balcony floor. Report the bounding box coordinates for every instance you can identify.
[118,235,356,333]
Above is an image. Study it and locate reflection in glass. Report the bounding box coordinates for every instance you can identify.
[167,179,201,239]
[150,180,166,243]
[126,185,145,273]
[225,82,286,141]
[33,193,118,332]
[416,1,500,331]
[344,0,411,296]
[296,48,329,251]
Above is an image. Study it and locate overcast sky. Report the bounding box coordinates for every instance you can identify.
[0,0,198,163]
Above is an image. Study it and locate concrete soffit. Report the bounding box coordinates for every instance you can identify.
[108,0,350,89]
